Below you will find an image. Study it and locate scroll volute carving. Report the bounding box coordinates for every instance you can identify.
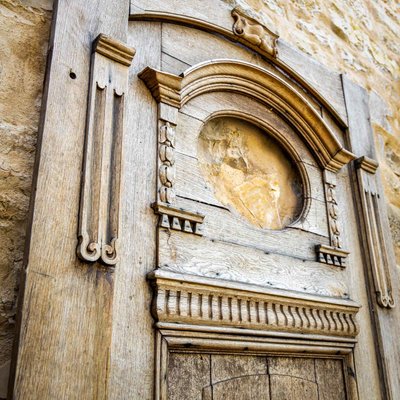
[355,157,395,308]
[77,34,135,266]
[232,6,279,57]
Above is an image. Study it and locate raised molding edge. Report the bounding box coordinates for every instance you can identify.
[77,34,135,266]
[152,203,205,235]
[95,34,136,66]
[316,245,349,268]
[231,6,279,57]
[148,270,360,338]
[155,328,359,400]
[355,157,395,308]
[355,155,379,174]
[139,60,355,173]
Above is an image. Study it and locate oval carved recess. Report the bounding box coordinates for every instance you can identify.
[198,116,303,230]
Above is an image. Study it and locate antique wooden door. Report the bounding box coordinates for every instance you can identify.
[9,1,400,399]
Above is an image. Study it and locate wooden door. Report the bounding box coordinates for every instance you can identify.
[9,1,400,399]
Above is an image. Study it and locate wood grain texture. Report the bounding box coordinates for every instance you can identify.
[315,358,346,400]
[157,229,349,298]
[107,21,161,400]
[166,352,349,400]
[130,0,347,127]
[167,353,210,400]
[10,1,129,399]
[343,75,400,399]
[277,41,348,125]
[161,23,270,74]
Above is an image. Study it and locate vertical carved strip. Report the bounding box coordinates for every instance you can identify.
[324,170,341,248]
[356,157,394,308]
[158,121,176,203]
[77,34,135,266]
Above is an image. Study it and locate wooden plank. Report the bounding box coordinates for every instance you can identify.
[211,355,267,383]
[167,353,210,400]
[10,1,129,399]
[343,75,400,400]
[342,77,374,158]
[315,358,346,400]
[107,21,161,400]
[158,230,349,298]
[131,0,233,34]
[269,357,318,400]
[332,163,383,400]
[278,41,348,125]
[269,356,315,381]
[270,375,318,399]
[161,23,269,71]
[212,375,270,399]
[176,196,329,260]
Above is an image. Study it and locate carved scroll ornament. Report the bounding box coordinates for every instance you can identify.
[232,6,279,57]
[355,157,395,308]
[77,34,135,266]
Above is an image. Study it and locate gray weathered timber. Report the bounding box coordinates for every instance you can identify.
[343,75,400,399]
[277,41,348,125]
[10,1,130,399]
[158,230,348,298]
[107,21,161,400]
[130,0,348,126]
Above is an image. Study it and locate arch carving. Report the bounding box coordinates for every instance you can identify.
[139,59,355,173]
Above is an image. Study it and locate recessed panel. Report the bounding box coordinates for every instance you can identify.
[198,117,303,230]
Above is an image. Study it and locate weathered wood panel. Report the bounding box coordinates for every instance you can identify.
[158,230,348,297]
[161,23,269,72]
[167,353,210,400]
[211,375,270,400]
[315,359,346,400]
[10,1,129,399]
[343,75,400,399]
[270,375,318,400]
[176,196,328,260]
[277,41,348,125]
[211,355,267,383]
[269,357,318,400]
[107,21,161,400]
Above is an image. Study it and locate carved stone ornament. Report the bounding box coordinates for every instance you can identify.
[232,6,279,57]
[77,34,135,266]
[355,156,395,308]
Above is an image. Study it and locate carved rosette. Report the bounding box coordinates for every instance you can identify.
[77,34,135,266]
[232,6,279,57]
[158,121,176,203]
[355,157,395,308]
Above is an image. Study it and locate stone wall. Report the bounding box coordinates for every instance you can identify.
[0,0,398,395]
[0,0,51,396]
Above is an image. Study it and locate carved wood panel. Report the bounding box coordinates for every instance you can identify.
[167,354,347,400]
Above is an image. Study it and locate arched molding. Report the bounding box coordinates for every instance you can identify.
[139,59,355,173]
[129,1,348,126]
